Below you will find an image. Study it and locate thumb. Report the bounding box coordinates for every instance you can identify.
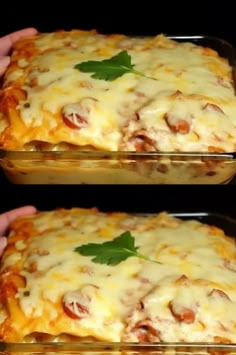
[0,56,10,76]
[0,237,7,256]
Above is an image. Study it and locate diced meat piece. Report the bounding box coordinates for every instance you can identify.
[208,288,231,301]
[223,259,236,273]
[26,261,38,273]
[28,248,50,256]
[62,97,97,129]
[175,275,190,285]
[170,90,184,100]
[127,129,156,151]
[208,145,225,153]
[169,300,195,323]
[216,76,232,89]
[165,112,192,134]
[29,77,39,88]
[213,336,231,343]
[62,284,98,319]
[203,103,225,115]
[126,318,161,342]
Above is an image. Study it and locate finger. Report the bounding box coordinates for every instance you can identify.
[0,56,10,76]
[0,205,37,235]
[0,28,38,56]
[0,237,7,255]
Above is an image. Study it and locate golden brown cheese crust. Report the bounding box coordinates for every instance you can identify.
[0,208,236,343]
[0,30,236,152]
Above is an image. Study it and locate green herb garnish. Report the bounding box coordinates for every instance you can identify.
[74,50,157,82]
[74,231,161,266]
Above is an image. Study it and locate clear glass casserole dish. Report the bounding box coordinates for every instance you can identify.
[1,341,236,355]
[0,151,236,184]
[1,35,236,184]
[0,211,236,354]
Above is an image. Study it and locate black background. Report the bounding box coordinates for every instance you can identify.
[0,0,235,46]
[0,0,235,217]
[0,185,235,219]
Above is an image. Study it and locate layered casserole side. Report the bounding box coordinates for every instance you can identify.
[0,208,236,343]
[0,30,236,153]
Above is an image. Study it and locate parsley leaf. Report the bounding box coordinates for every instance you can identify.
[74,50,157,82]
[74,231,161,266]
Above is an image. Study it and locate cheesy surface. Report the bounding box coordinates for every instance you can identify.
[0,208,236,343]
[0,30,236,152]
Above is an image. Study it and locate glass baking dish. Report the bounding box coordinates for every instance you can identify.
[0,211,236,354]
[1,35,236,184]
[1,341,236,355]
[0,151,236,184]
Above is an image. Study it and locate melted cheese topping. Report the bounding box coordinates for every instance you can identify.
[0,208,236,343]
[0,31,236,152]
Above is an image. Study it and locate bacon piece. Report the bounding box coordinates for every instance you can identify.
[170,90,184,100]
[175,275,190,285]
[208,145,225,153]
[129,319,161,342]
[218,321,228,331]
[29,77,39,88]
[213,336,231,343]
[28,248,50,256]
[216,76,232,89]
[203,103,225,115]
[165,113,191,134]
[223,259,236,273]
[128,129,156,151]
[62,97,97,129]
[208,288,231,301]
[62,284,98,319]
[169,301,195,323]
[26,261,38,273]
[63,113,88,129]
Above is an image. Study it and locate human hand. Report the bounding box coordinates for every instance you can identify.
[0,28,38,76]
[0,205,37,254]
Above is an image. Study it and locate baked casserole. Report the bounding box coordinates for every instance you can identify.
[1,30,236,183]
[0,208,236,343]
